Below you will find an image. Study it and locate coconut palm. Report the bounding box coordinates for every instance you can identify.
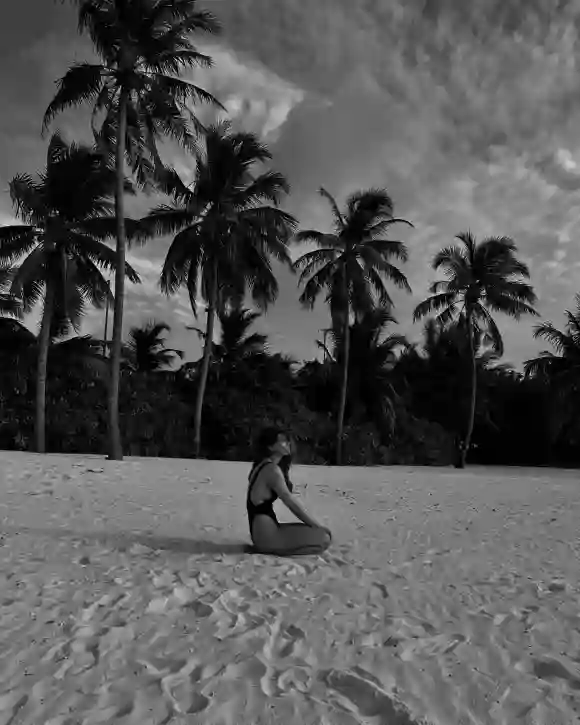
[524,295,580,429]
[123,320,183,372]
[0,133,140,453]
[316,307,408,439]
[525,296,580,381]
[413,231,538,467]
[145,122,297,456]
[188,305,268,365]
[293,187,413,464]
[43,0,221,460]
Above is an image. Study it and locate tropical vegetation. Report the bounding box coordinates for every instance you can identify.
[43,0,221,459]
[293,187,412,464]
[1,0,579,468]
[413,232,538,467]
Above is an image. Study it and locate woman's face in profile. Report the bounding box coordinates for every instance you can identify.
[272,433,291,457]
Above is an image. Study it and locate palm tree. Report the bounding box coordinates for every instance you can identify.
[525,296,580,383]
[145,122,297,457]
[123,320,183,372]
[524,296,580,437]
[345,307,408,435]
[43,0,221,460]
[188,305,268,365]
[317,307,408,439]
[0,133,140,453]
[293,187,413,464]
[413,231,538,467]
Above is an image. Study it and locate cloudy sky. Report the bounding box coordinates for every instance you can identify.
[2,0,580,368]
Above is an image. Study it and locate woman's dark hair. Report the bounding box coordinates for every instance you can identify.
[251,425,293,492]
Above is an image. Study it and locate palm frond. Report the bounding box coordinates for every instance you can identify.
[455,230,477,262]
[472,303,504,355]
[532,321,571,354]
[294,230,338,248]
[363,238,409,264]
[0,226,38,264]
[43,63,105,133]
[433,244,468,276]
[318,187,345,230]
[9,174,47,224]
[486,293,539,319]
[142,204,199,238]
[368,217,414,238]
[160,227,201,296]
[413,291,456,322]
[345,188,393,222]
[292,246,338,273]
[298,259,340,310]
[235,170,291,207]
[366,267,394,308]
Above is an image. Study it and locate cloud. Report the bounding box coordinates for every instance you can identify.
[5,0,580,367]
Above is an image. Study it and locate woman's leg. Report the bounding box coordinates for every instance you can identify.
[252,520,331,556]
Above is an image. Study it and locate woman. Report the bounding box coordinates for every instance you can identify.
[247,426,332,556]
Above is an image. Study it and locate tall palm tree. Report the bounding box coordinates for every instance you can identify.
[43,0,221,460]
[145,122,297,457]
[293,187,413,464]
[124,319,183,372]
[0,133,140,453]
[413,231,538,467]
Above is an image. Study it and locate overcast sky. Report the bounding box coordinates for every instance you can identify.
[2,0,580,368]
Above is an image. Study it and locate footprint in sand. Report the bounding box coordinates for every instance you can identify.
[320,669,420,725]
[163,677,210,714]
[259,662,312,697]
[261,617,308,661]
[370,582,390,600]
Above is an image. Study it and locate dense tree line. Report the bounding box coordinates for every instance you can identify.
[0,0,577,467]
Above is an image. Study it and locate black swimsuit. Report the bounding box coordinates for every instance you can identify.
[246,460,279,531]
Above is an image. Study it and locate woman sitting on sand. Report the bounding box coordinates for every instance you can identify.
[247,427,332,556]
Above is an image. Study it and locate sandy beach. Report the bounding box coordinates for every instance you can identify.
[0,453,579,724]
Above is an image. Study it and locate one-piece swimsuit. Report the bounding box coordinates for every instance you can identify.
[246,460,279,531]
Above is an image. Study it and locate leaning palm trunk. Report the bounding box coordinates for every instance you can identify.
[193,261,218,457]
[35,280,55,453]
[107,88,129,461]
[460,313,477,468]
[336,299,350,465]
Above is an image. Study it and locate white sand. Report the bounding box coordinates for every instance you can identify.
[0,454,579,725]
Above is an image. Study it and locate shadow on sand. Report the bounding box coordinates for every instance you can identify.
[0,525,254,556]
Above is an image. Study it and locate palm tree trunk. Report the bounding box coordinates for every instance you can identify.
[460,312,477,468]
[35,279,55,453]
[107,87,129,461]
[192,261,218,458]
[103,278,110,358]
[336,299,350,466]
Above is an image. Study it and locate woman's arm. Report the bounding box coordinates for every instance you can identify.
[268,467,323,528]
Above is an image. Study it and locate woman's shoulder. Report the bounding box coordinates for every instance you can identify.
[250,459,277,480]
